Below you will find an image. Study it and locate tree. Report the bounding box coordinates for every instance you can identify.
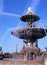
[3,53,12,58]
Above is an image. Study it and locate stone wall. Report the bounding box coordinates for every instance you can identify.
[0,60,44,65]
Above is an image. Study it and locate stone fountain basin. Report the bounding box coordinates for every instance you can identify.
[11,27,47,39]
[20,13,40,22]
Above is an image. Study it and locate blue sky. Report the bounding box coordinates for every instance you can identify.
[0,0,47,53]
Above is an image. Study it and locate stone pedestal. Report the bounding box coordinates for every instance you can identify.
[0,60,44,65]
[44,59,47,65]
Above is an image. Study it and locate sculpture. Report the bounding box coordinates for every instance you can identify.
[11,7,47,60]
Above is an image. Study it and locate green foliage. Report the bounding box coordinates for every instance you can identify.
[3,53,12,58]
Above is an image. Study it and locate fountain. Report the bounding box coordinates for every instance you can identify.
[11,7,47,60]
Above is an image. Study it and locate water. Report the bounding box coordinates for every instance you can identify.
[37,22,47,35]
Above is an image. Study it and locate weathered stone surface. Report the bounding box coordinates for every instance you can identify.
[11,7,47,62]
[20,12,40,22]
[0,60,44,65]
[11,28,47,39]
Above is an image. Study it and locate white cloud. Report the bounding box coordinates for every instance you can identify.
[1,12,21,17]
[0,0,21,17]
